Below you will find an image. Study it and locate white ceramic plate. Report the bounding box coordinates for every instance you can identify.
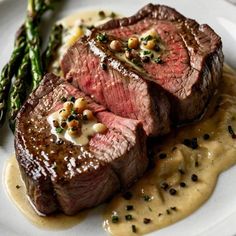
[1,0,236,235]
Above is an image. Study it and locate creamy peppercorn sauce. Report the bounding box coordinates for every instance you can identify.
[3,9,236,236]
[4,156,87,229]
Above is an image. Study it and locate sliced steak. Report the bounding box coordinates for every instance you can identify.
[61,3,223,136]
[15,73,147,215]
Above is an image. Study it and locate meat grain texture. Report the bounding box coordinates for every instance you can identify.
[62,4,223,136]
[15,74,147,215]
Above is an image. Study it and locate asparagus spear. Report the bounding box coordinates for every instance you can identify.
[25,0,43,91]
[0,0,58,128]
[8,52,30,131]
[8,0,57,130]
[0,34,26,127]
[42,24,63,72]
[26,0,58,90]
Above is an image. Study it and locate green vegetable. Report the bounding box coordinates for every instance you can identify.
[8,51,30,131]
[25,0,44,90]
[154,57,162,64]
[141,35,153,42]
[26,0,59,90]
[7,0,57,130]
[0,32,26,127]
[143,50,151,55]
[96,32,108,43]
[56,127,64,133]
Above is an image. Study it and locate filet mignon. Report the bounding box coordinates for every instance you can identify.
[61,4,223,136]
[15,73,147,215]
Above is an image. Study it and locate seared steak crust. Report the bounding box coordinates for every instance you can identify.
[61,4,223,135]
[15,74,147,215]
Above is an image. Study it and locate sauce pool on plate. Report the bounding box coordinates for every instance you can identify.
[3,156,87,229]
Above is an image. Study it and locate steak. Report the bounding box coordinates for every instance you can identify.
[15,73,147,215]
[61,3,223,136]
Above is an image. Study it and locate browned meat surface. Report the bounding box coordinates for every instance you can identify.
[15,74,147,215]
[61,4,223,136]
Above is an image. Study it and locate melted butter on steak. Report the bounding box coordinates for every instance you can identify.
[47,97,107,146]
[48,111,97,146]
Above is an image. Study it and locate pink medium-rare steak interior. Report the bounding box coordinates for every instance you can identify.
[61,4,223,136]
[62,36,171,136]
